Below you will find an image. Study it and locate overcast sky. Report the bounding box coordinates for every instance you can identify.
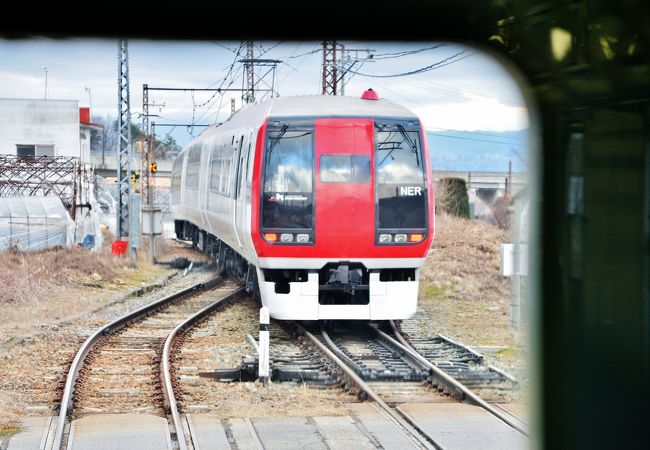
[0,39,529,148]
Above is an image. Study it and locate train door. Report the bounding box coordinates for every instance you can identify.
[314,118,375,253]
[232,134,245,248]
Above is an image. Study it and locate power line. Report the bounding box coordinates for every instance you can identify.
[427,132,525,146]
[258,41,283,57]
[345,51,470,78]
[369,44,447,60]
[278,47,321,59]
[213,42,240,54]
[426,126,525,142]
[195,43,245,108]
[190,43,245,128]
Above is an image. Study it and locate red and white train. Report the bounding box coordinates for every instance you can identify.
[171,89,434,320]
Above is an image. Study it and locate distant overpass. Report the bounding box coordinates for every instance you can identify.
[434,170,527,196]
[92,155,172,178]
[91,155,527,195]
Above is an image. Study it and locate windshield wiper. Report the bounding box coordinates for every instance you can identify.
[376,141,400,167]
[266,124,288,169]
[397,124,420,167]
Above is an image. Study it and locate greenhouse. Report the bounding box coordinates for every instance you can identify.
[0,196,75,252]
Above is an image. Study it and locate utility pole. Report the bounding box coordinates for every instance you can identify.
[338,46,375,95]
[42,66,48,100]
[244,41,255,103]
[322,42,374,95]
[141,84,150,204]
[140,84,164,206]
[508,160,513,197]
[116,40,136,262]
[321,41,339,95]
[240,41,281,104]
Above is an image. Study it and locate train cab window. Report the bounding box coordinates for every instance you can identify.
[320,155,370,183]
[375,123,426,229]
[262,126,314,229]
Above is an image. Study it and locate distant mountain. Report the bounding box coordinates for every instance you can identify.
[427,129,528,172]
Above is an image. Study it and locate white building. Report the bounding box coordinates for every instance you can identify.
[0,98,100,162]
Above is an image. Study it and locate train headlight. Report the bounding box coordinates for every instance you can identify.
[296,233,310,243]
[280,233,294,243]
[379,233,392,243]
[394,234,407,243]
[409,233,424,242]
[263,232,278,242]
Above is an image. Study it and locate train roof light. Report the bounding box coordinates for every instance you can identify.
[361,88,379,100]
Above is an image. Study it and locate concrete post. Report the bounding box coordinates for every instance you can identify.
[259,307,270,385]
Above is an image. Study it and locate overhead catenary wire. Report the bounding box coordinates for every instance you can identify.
[426,125,526,142]
[368,44,448,60]
[345,51,470,78]
[427,132,525,146]
[189,43,245,131]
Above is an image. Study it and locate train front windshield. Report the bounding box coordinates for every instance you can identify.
[262,125,314,230]
[375,122,427,230]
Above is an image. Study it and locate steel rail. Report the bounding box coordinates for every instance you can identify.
[161,284,245,450]
[387,320,529,436]
[435,333,519,383]
[51,275,223,450]
[295,323,437,450]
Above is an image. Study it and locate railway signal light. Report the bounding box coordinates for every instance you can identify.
[131,170,139,185]
[150,162,157,173]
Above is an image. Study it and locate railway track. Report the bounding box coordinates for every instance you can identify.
[297,321,528,449]
[50,273,526,450]
[51,274,245,450]
[390,320,519,399]
[170,301,351,420]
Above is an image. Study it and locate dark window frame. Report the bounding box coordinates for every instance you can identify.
[373,119,429,244]
[260,120,316,241]
[16,144,35,158]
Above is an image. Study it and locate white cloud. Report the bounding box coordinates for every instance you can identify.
[413,94,529,132]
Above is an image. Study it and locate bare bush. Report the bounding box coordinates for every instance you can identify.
[436,177,470,218]
[491,195,513,230]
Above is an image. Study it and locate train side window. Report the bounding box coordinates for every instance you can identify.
[209,157,222,192]
[246,132,254,184]
[185,144,201,189]
[236,134,247,198]
[221,155,231,195]
[209,141,230,196]
[171,155,183,203]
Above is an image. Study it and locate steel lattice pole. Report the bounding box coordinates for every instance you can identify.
[321,41,338,95]
[141,84,150,206]
[245,41,255,103]
[116,40,132,240]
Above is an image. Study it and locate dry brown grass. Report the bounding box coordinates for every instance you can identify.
[0,391,23,434]
[0,246,129,305]
[418,213,525,363]
[0,242,178,344]
[423,212,510,299]
[198,381,350,419]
